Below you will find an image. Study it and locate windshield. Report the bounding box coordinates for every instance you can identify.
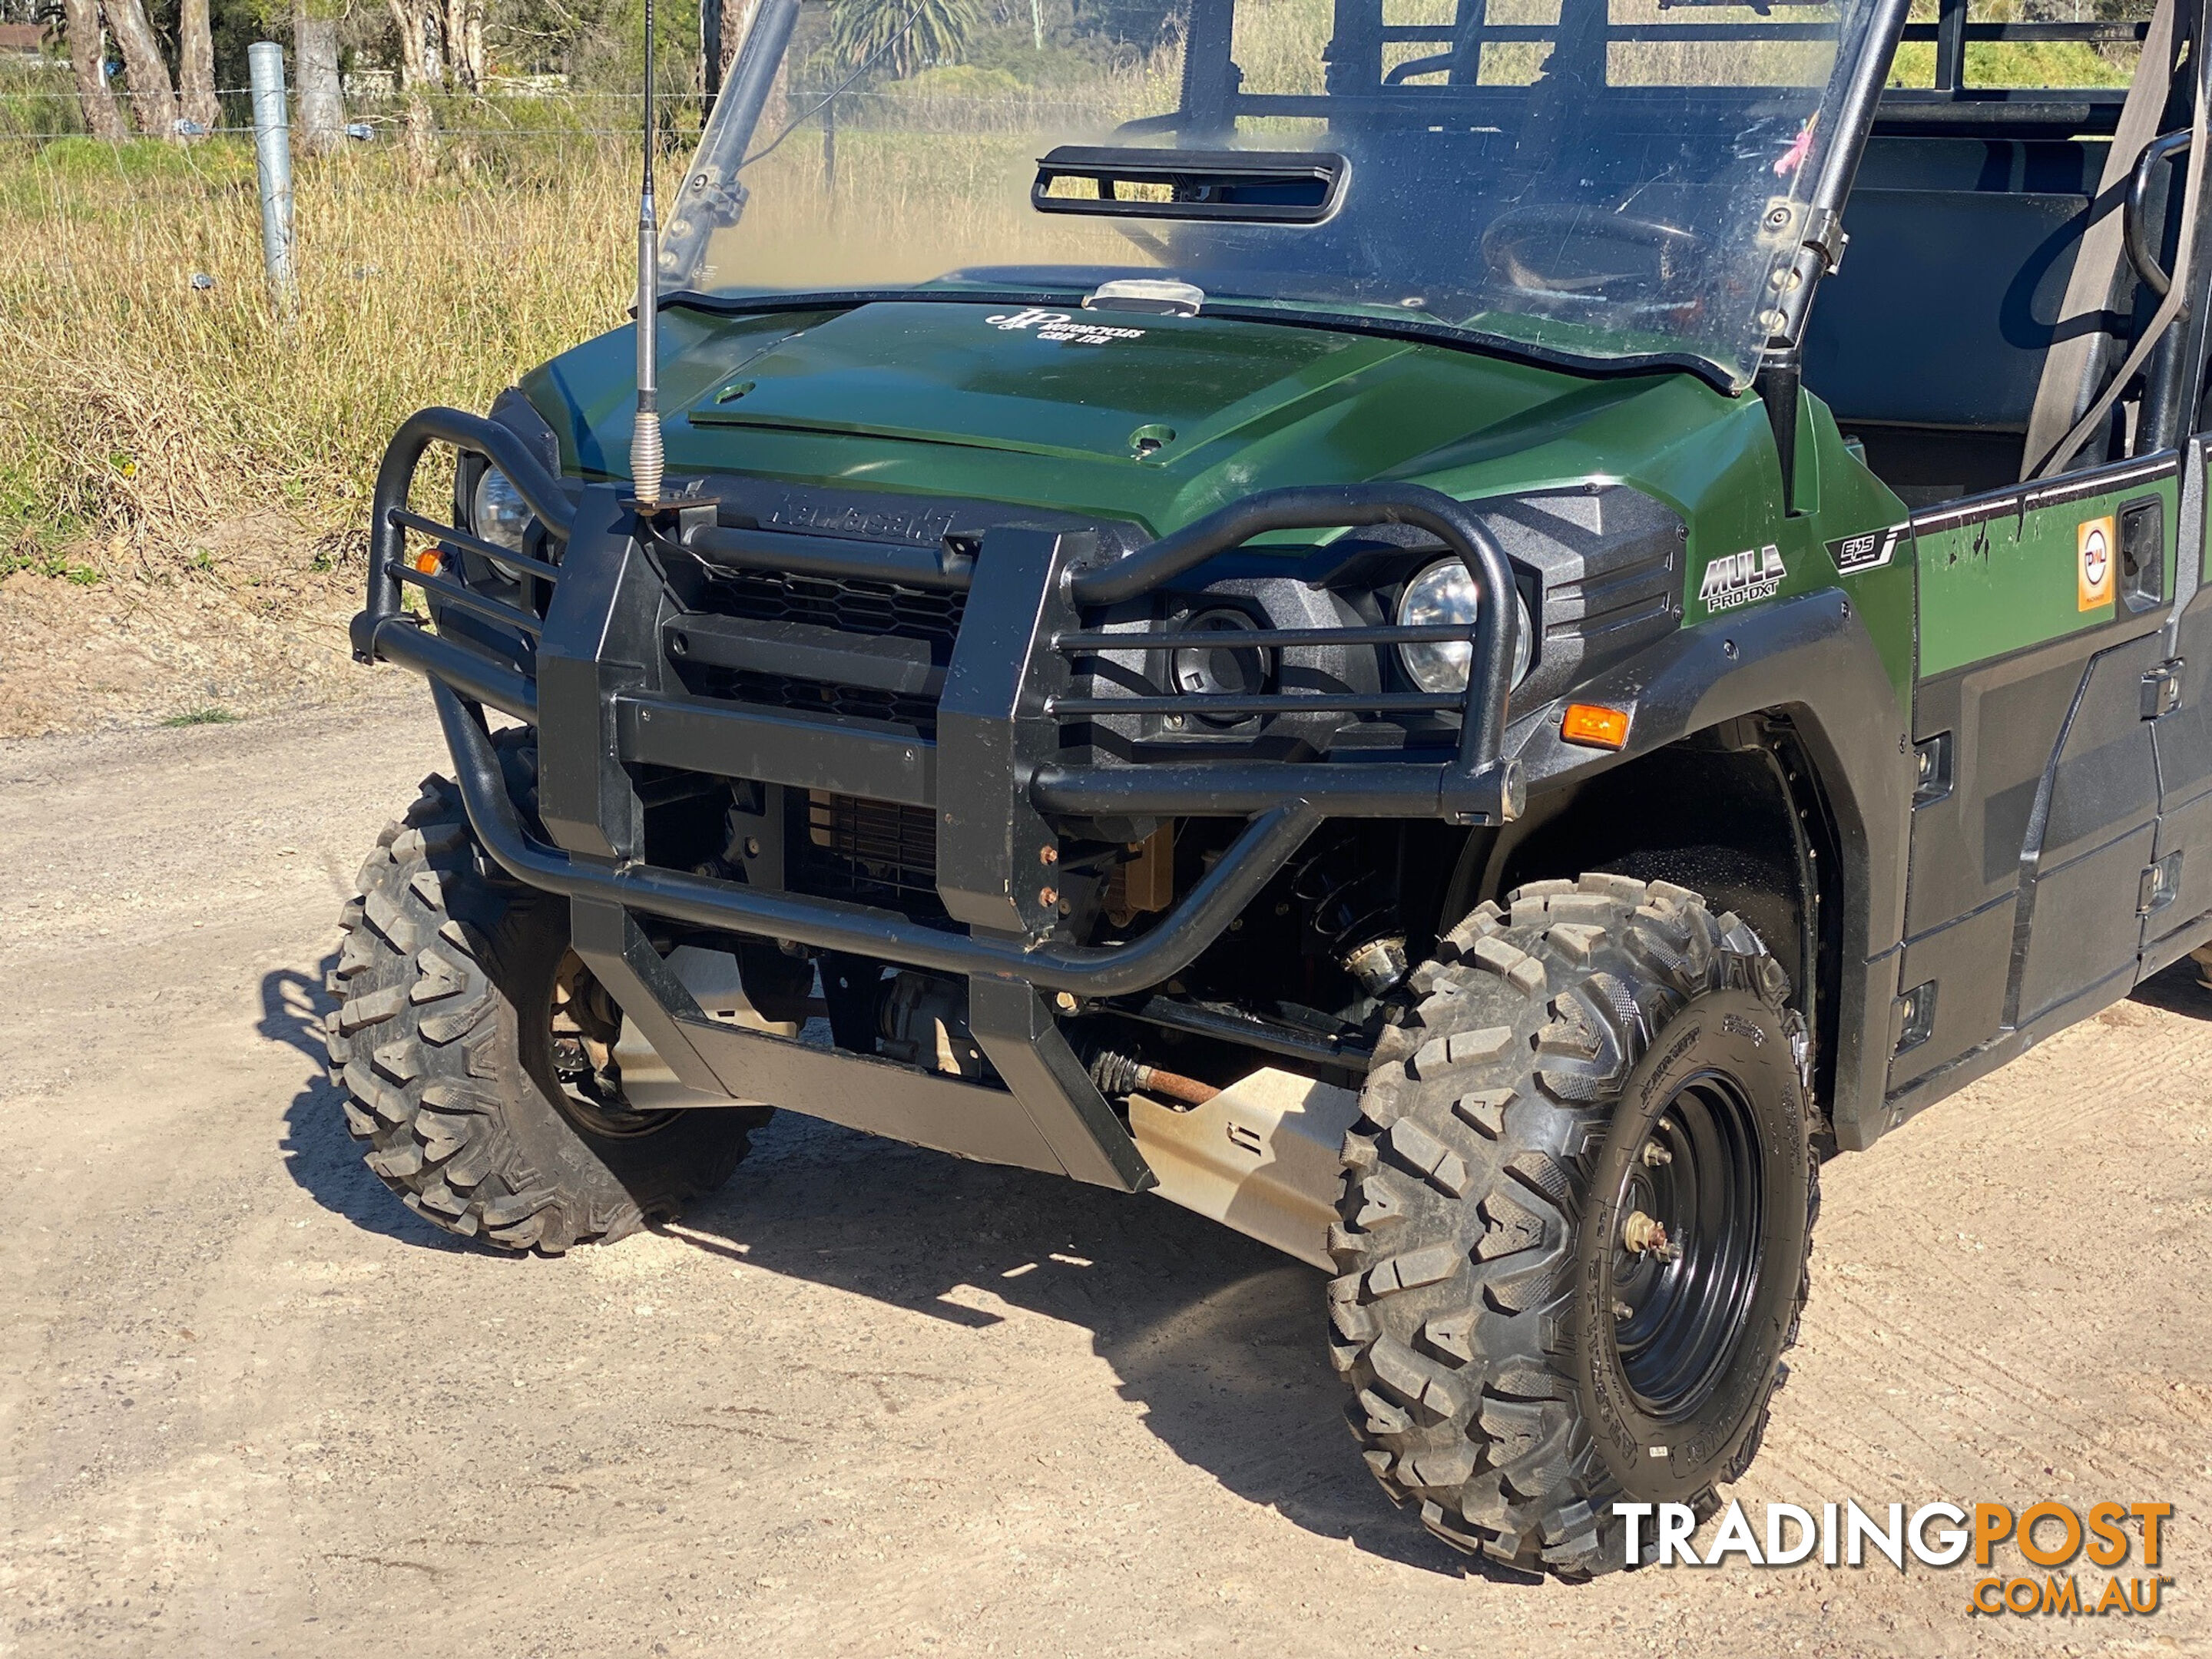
[661,0,1893,388]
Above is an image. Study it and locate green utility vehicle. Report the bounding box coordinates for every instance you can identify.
[336,0,2212,1575]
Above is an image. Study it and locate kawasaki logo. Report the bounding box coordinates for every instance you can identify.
[1699,545,1786,611]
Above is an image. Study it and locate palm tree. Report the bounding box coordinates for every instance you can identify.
[829,0,982,80]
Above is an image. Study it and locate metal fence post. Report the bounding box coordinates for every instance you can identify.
[247,41,296,312]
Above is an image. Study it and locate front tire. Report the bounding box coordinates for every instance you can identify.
[325,746,769,1252]
[1330,873,1816,1577]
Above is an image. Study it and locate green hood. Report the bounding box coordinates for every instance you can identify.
[517,297,1916,701]
[521,300,1769,539]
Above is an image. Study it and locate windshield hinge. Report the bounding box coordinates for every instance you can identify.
[1800,206,1849,276]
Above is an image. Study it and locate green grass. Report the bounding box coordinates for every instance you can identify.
[161,707,240,726]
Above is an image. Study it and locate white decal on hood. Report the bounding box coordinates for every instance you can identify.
[986,308,1147,345]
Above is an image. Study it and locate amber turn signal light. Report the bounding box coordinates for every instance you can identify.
[1561,703,1631,750]
[409,546,443,575]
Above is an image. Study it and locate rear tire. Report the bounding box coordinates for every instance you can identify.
[324,739,769,1252]
[1330,873,1817,1577]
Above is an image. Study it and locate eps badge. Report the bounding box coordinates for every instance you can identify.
[2078,515,2116,611]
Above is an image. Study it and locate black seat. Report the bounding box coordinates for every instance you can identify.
[1803,137,2107,500]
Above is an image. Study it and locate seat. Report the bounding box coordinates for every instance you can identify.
[1803,137,2104,502]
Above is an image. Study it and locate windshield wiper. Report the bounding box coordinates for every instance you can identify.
[1031,147,1348,225]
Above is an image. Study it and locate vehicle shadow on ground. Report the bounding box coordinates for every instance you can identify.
[671,1118,1488,1578]
[2130,955,2212,1018]
[259,957,1483,1577]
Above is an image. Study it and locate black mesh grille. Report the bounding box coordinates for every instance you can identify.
[798,792,944,918]
[681,570,962,733]
[697,569,965,651]
[674,664,940,736]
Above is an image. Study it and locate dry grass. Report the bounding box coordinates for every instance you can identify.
[0,132,634,581]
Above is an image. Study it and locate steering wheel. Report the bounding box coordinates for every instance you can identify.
[1480,204,1707,312]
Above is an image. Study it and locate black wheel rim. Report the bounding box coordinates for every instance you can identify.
[1608,1070,1766,1421]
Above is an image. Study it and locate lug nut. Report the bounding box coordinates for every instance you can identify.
[1641,1141,1672,1167]
[1612,1300,1634,1320]
[1622,1210,1683,1263]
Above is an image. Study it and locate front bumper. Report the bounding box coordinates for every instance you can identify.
[353,407,1526,1193]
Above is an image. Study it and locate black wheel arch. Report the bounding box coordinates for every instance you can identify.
[1445,591,1913,1150]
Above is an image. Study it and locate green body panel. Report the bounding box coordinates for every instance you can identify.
[1915,475,2177,679]
[522,302,1925,714]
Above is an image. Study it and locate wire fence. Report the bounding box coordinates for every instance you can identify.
[0,60,1153,147]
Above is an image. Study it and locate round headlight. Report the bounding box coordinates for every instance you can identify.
[470,465,532,558]
[1395,558,1534,696]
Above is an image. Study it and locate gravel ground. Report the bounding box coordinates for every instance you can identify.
[2,694,2209,1657]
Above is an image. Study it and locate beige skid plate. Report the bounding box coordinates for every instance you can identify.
[610,947,1359,1267]
[1126,1068,1362,1270]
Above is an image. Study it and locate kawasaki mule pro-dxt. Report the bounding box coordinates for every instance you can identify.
[336,0,2212,1575]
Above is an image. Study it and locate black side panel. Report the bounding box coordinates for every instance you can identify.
[1888,899,2012,1093]
[2016,823,2160,1020]
[2012,635,2167,1022]
[1904,650,2083,938]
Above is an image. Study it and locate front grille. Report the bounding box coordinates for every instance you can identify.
[682,570,964,735]
[796,791,945,919]
[677,664,941,735]
[698,569,965,651]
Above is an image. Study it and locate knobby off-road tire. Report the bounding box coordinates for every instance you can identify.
[1330,873,1818,1578]
[324,736,769,1251]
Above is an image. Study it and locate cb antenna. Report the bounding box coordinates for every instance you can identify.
[631,0,664,511]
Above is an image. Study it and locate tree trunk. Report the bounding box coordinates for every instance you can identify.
[700,0,724,97]
[294,6,346,154]
[177,0,220,134]
[106,0,181,140]
[60,0,128,141]
[402,93,438,181]
[386,0,429,89]
[443,0,475,90]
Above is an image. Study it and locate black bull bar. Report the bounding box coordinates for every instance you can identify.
[350,408,1526,1190]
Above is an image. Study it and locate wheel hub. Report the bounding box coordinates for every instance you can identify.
[548,951,683,1139]
[1608,1073,1767,1421]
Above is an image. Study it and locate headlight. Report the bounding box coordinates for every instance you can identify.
[470,465,532,559]
[1395,558,1534,695]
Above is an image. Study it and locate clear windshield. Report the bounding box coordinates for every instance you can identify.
[661,0,1892,388]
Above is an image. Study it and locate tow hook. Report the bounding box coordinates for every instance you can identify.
[1622,1209,1682,1263]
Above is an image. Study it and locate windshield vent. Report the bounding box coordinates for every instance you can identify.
[1032,147,1347,225]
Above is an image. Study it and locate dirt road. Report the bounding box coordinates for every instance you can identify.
[2,696,2209,1657]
